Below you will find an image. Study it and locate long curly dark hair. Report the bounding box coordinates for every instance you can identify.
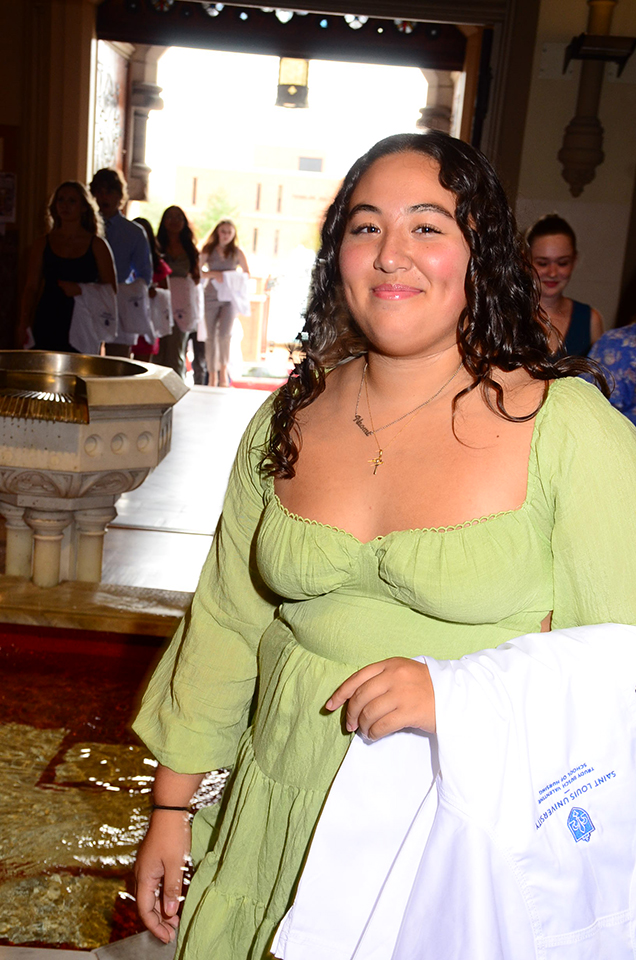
[157,206,199,280]
[264,132,608,479]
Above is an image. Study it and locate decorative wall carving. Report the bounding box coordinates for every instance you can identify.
[83,469,149,496]
[94,42,128,173]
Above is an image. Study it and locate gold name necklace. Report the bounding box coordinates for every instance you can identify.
[354,361,462,475]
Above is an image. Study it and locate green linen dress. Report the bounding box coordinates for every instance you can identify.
[134,376,636,960]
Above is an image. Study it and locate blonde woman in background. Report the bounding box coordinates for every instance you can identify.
[199,220,249,387]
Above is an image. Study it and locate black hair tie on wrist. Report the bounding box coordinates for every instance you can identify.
[152,804,191,812]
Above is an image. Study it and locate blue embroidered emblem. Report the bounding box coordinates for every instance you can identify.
[567,807,595,843]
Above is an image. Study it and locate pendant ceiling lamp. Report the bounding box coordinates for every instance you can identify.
[276,58,309,108]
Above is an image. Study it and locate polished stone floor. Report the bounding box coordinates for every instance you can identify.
[0,386,267,953]
[0,929,176,957]
[103,385,267,593]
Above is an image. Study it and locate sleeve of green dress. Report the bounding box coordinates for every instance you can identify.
[542,378,636,629]
[132,398,279,773]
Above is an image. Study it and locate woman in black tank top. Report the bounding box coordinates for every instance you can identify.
[18,181,116,352]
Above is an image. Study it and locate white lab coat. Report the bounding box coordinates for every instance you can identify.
[170,275,204,333]
[211,270,250,316]
[117,278,153,345]
[273,624,636,960]
[70,282,118,354]
[149,284,173,338]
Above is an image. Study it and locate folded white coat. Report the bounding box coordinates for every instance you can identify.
[211,271,250,316]
[70,282,118,354]
[117,278,153,345]
[171,276,204,333]
[272,623,636,960]
[150,285,173,338]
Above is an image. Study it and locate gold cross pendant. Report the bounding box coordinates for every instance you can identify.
[369,450,383,475]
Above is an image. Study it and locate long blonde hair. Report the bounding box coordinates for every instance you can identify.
[200,219,239,259]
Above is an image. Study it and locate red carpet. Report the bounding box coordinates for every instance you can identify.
[0,623,164,947]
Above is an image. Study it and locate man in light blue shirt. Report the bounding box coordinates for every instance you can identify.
[90,168,152,355]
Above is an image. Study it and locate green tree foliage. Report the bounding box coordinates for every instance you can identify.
[194,189,242,242]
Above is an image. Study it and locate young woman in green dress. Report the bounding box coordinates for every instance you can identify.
[133,132,636,960]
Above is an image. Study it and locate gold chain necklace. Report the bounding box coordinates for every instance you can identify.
[357,361,462,475]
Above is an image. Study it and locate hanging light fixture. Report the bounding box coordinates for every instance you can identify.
[276,58,309,108]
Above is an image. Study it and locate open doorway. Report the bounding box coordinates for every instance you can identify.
[128,46,446,381]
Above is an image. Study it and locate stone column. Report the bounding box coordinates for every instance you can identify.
[418,70,455,134]
[128,80,163,202]
[74,506,117,583]
[24,509,73,588]
[0,502,33,578]
[126,45,166,201]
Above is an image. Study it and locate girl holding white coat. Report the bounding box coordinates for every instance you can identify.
[199,219,250,387]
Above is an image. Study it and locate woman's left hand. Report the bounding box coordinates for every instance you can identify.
[325,657,436,741]
[58,280,81,297]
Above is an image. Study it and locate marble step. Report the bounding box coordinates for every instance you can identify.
[0,951,95,959]
[0,932,176,960]
[95,932,176,958]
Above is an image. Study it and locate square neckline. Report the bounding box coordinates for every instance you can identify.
[269,378,557,545]
[46,234,96,261]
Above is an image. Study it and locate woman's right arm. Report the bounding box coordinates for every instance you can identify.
[16,235,46,346]
[132,401,279,938]
[134,765,205,944]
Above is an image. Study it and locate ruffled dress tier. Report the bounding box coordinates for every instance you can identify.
[133,377,636,960]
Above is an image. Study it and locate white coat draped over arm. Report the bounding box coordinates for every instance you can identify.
[273,624,636,960]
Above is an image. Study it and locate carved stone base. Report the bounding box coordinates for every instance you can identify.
[0,466,149,508]
[0,351,186,589]
[75,506,118,583]
[24,509,74,589]
[0,502,33,578]
[0,468,146,587]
